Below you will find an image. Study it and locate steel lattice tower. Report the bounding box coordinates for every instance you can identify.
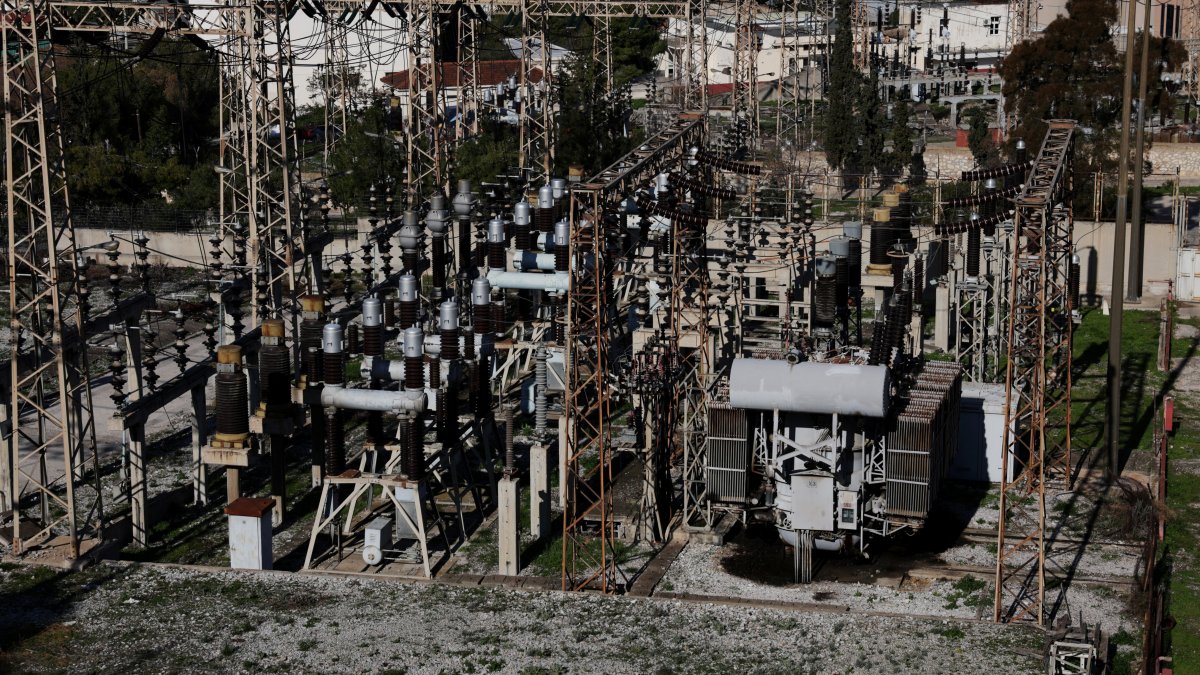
[994,120,1076,626]
[1,0,102,556]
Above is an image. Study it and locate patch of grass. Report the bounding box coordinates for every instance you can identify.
[942,575,990,610]
[935,625,965,639]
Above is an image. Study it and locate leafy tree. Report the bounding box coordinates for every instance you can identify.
[454,119,520,186]
[963,106,997,167]
[56,37,221,208]
[326,99,406,206]
[856,69,885,175]
[999,0,1185,214]
[553,51,636,176]
[881,99,913,180]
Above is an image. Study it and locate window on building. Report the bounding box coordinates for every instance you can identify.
[988,16,1000,35]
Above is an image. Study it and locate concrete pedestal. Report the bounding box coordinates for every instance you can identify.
[225,497,275,570]
[934,284,950,351]
[498,476,520,575]
[529,443,551,540]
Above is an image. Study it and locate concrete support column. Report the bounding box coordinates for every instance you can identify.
[934,284,951,351]
[498,475,520,575]
[226,467,241,505]
[191,385,208,505]
[557,415,568,509]
[530,443,551,540]
[0,399,11,515]
[130,424,147,547]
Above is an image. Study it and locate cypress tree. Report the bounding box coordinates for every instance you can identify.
[823,0,857,173]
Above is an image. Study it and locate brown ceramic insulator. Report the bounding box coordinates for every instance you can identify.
[555,243,568,272]
[432,237,446,290]
[488,241,506,270]
[514,221,531,251]
[967,226,981,277]
[814,276,836,326]
[215,372,249,435]
[428,357,441,389]
[384,299,396,327]
[474,360,491,418]
[473,302,491,335]
[405,356,423,389]
[491,300,505,335]
[402,250,420,275]
[398,300,418,330]
[345,324,360,355]
[299,319,324,373]
[847,238,863,287]
[536,207,554,234]
[323,350,345,387]
[362,324,384,358]
[441,329,460,360]
[258,345,291,408]
[463,328,475,360]
[325,409,345,476]
[405,415,424,479]
[912,257,925,314]
[306,346,322,383]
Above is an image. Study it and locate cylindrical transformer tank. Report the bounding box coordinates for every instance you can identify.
[728,359,891,417]
[843,221,863,240]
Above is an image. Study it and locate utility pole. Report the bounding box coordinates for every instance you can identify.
[1108,0,1141,478]
[1127,0,1154,303]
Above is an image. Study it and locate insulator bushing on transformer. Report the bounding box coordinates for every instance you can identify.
[257,319,291,417]
[398,274,419,329]
[488,218,507,271]
[814,276,837,325]
[345,324,360,355]
[215,345,249,445]
[554,219,570,272]
[322,323,345,387]
[514,200,532,251]
[847,238,863,287]
[869,208,894,266]
[299,295,325,380]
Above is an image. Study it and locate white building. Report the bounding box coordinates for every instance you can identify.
[657,12,832,104]
[888,0,1010,74]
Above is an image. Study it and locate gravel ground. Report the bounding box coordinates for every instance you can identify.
[0,561,1047,674]
[661,540,1142,635]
